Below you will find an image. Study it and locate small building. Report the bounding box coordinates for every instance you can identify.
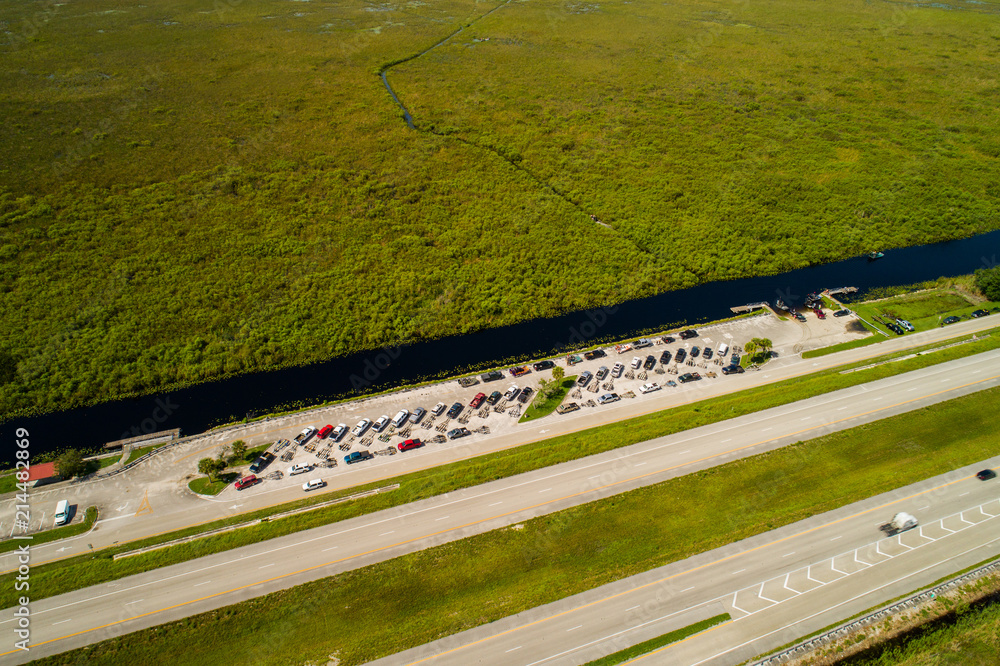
[26,462,62,488]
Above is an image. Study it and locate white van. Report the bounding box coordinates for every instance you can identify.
[391,409,410,428]
[54,500,70,526]
[716,342,729,359]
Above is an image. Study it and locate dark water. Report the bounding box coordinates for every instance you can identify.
[4,230,999,462]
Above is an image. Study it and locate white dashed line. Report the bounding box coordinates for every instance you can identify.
[506,646,522,653]
[322,546,338,552]
[435,516,451,521]
[259,564,274,569]
[380,531,395,536]
[567,625,583,632]
[782,552,795,557]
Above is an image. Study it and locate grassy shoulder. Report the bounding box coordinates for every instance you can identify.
[583,614,730,666]
[521,376,577,422]
[29,383,1000,666]
[187,475,235,496]
[5,325,1000,607]
[0,507,97,556]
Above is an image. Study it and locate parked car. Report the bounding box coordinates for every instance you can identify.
[503,385,521,401]
[598,393,620,404]
[409,408,426,424]
[372,415,391,432]
[481,370,504,382]
[659,350,672,364]
[447,427,471,440]
[643,355,656,370]
[584,349,607,360]
[235,474,259,491]
[665,380,677,387]
[722,365,744,375]
[302,479,326,492]
[632,339,653,349]
[975,469,996,481]
[596,366,609,381]
[330,423,349,441]
[678,373,700,383]
[351,419,371,438]
[690,346,700,358]
[730,353,741,366]
[447,402,464,418]
[398,438,424,452]
[509,366,530,378]
[639,382,660,394]
[702,348,713,360]
[577,371,593,386]
[630,356,642,369]
[431,402,447,416]
[887,322,904,335]
[943,316,962,325]
[294,426,317,445]
[249,452,275,474]
[533,360,556,371]
[971,309,990,318]
[317,424,334,439]
[470,392,487,409]
[679,329,699,340]
[896,318,914,331]
[611,362,625,378]
[344,450,374,465]
[814,308,826,319]
[674,348,687,363]
[518,387,534,404]
[391,409,410,428]
[567,354,583,365]
[833,309,851,317]
[486,390,502,405]
[288,463,312,476]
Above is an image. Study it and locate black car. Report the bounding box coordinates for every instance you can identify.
[971,309,990,318]
[486,390,502,405]
[887,323,904,335]
[674,348,687,363]
[596,366,609,381]
[721,365,744,375]
[976,469,996,481]
[659,350,672,364]
[731,353,741,366]
[702,348,713,360]
[446,402,463,419]
[481,371,504,382]
[690,346,700,358]
[518,387,534,404]
[584,349,607,360]
[942,316,961,325]
[533,360,556,371]
[447,427,471,440]
[249,452,275,474]
[679,329,699,340]
[833,309,850,317]
[643,355,656,370]
[678,373,700,383]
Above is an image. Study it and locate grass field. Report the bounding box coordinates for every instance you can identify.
[27,382,1000,666]
[582,614,730,666]
[520,375,576,422]
[4,324,1000,608]
[2,0,999,420]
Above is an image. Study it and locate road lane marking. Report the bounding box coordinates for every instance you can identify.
[731,569,745,575]
[53,619,71,625]
[681,586,695,593]
[782,552,794,557]
[435,516,450,521]
[322,546,338,552]
[194,581,212,587]
[539,488,552,493]
[380,531,394,536]
[506,646,522,653]
[567,625,583,632]
[259,564,274,569]
[489,502,503,507]
[625,605,640,611]
[830,535,842,541]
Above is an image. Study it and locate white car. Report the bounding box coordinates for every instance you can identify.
[391,409,410,428]
[639,382,661,394]
[504,384,520,401]
[431,402,447,416]
[611,362,625,378]
[330,424,348,441]
[372,415,390,432]
[351,419,371,437]
[302,478,326,492]
[630,356,642,369]
[288,463,312,476]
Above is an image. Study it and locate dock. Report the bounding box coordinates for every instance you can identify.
[824,287,858,297]
[730,301,769,314]
[103,428,181,450]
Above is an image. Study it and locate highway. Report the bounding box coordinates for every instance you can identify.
[2,314,997,573]
[2,346,999,663]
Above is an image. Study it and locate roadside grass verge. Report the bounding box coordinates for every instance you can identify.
[3,327,1000,608]
[582,614,730,666]
[122,445,158,467]
[29,385,1000,666]
[0,507,98,556]
[187,474,237,496]
[521,376,577,422]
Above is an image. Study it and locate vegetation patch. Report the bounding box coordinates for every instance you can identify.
[582,613,730,666]
[27,383,1000,666]
[521,374,576,422]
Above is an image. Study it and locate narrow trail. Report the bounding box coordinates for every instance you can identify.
[377,1,653,255]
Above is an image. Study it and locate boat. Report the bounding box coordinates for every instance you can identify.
[867,251,884,260]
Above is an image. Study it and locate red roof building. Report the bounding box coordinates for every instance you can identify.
[26,462,62,487]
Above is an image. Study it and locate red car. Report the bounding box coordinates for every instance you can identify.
[397,438,424,452]
[814,308,826,319]
[234,474,258,491]
[317,424,334,439]
[469,392,487,409]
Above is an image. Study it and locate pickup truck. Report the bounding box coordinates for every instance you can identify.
[293,427,316,445]
[344,450,374,465]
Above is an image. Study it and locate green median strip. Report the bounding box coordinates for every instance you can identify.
[582,614,730,666]
[2,326,999,608]
[25,383,1000,665]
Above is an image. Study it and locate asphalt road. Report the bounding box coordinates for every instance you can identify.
[2,346,998,663]
[1,315,996,574]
